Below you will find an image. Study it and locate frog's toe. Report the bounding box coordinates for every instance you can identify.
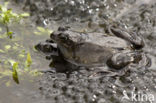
[88,67,125,78]
[88,67,118,78]
[131,53,151,69]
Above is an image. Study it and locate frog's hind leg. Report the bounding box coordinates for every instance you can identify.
[108,25,144,49]
[90,52,150,78]
[107,52,143,70]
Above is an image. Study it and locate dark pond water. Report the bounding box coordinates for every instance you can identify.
[0,0,156,103]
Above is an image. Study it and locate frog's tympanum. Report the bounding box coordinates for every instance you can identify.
[35,26,150,76]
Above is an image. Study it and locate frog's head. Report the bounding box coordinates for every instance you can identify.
[50,26,84,49]
[50,26,84,58]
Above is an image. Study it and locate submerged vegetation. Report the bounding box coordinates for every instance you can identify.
[0,2,42,84]
[34,26,52,35]
[0,50,42,84]
[0,2,29,38]
[12,62,19,84]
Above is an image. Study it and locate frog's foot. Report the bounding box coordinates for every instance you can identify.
[89,52,150,78]
[107,52,143,70]
[88,66,126,78]
[108,25,144,49]
[89,69,119,77]
[128,53,151,69]
[35,39,58,57]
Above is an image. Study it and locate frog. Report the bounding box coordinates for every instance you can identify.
[35,26,150,75]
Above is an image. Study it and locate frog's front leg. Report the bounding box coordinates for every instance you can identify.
[109,26,144,49]
[107,52,142,70]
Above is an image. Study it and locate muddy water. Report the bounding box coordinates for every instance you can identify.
[1,0,156,103]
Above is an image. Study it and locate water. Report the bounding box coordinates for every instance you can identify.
[0,1,53,103]
[1,0,156,103]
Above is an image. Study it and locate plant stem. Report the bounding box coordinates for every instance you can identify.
[6,24,12,39]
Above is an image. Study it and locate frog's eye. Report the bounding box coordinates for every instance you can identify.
[58,33,69,40]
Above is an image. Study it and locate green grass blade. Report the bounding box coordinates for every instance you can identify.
[12,62,19,84]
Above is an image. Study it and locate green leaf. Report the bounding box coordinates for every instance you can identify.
[18,54,25,58]
[35,27,53,35]
[6,31,13,39]
[5,45,11,50]
[37,26,46,32]
[0,2,30,39]
[47,30,53,34]
[20,13,30,17]
[12,62,19,84]
[0,49,5,53]
[0,5,2,11]
[9,59,16,66]
[25,52,32,68]
[1,2,8,12]
[5,80,11,87]
[34,31,41,35]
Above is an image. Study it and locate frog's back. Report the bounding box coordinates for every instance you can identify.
[82,32,131,50]
[62,31,131,67]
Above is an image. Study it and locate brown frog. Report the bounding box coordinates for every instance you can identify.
[35,26,150,75]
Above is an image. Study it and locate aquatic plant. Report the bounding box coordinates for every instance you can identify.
[25,52,32,68]
[12,62,19,84]
[34,26,52,35]
[11,52,32,84]
[0,51,41,84]
[0,2,29,38]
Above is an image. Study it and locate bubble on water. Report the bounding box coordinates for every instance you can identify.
[93,94,97,98]
[50,8,53,11]
[88,9,93,14]
[43,19,48,26]
[114,4,117,7]
[92,95,96,101]
[96,8,99,11]
[112,90,116,94]
[64,0,68,3]
[69,1,75,6]
[112,85,116,89]
[80,0,85,4]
